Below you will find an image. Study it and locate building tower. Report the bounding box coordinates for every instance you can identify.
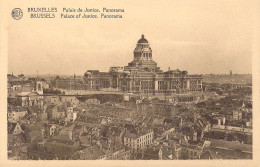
[126,34,159,72]
[133,34,153,61]
[36,81,43,94]
[230,70,232,76]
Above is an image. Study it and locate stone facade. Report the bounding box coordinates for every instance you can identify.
[84,35,203,95]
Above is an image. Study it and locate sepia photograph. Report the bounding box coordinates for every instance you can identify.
[1,0,260,166]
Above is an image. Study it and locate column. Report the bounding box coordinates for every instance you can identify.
[116,77,119,89]
[155,80,158,90]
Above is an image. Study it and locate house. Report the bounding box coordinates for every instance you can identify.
[79,130,95,147]
[124,128,154,150]
[159,146,181,160]
[181,144,203,159]
[8,107,28,123]
[233,110,243,120]
[65,107,77,122]
[17,92,44,107]
[60,96,79,106]
[44,124,58,136]
[8,86,34,101]
[43,96,62,106]
[46,105,66,120]
[46,105,58,120]
[59,123,85,140]
[96,139,131,160]
[72,124,85,140]
[59,123,75,140]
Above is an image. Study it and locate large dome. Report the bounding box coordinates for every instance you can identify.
[138,34,148,43]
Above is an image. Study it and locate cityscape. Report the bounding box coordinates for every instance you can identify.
[7,35,252,160]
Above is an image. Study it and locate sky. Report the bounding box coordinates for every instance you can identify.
[7,0,253,75]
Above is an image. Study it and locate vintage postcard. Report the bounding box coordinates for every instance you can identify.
[0,0,260,166]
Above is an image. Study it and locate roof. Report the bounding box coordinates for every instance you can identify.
[8,133,26,144]
[124,130,138,139]
[27,106,41,114]
[136,146,160,160]
[8,86,34,98]
[28,130,42,138]
[21,122,44,133]
[153,117,164,125]
[200,149,222,159]
[108,141,125,151]
[124,128,152,139]
[160,146,173,160]
[164,117,181,127]
[210,139,252,153]
[209,147,252,159]
[8,123,19,134]
[138,34,148,43]
[51,134,75,145]
[70,145,105,160]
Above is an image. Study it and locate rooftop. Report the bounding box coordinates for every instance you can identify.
[137,34,148,43]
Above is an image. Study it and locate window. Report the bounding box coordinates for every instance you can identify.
[158,81,164,90]
[38,84,42,90]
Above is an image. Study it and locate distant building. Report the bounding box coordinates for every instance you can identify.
[83,35,203,95]
[55,74,84,90]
